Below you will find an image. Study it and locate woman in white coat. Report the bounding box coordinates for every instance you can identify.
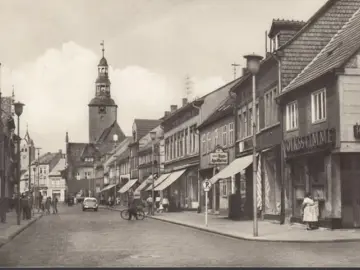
[301,192,318,230]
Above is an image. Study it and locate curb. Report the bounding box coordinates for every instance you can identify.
[0,214,43,249]
[100,207,360,243]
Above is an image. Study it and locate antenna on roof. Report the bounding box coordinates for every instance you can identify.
[185,75,193,100]
[231,63,241,80]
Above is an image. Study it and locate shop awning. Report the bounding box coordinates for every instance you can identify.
[145,173,171,191]
[118,179,138,194]
[99,184,116,193]
[209,154,254,184]
[134,176,152,195]
[154,169,186,191]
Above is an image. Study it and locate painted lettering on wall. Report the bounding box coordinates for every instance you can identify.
[283,128,335,155]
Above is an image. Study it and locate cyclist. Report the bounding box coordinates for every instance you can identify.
[128,198,138,220]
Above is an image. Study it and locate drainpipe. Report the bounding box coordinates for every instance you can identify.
[273,53,285,225]
[192,102,202,212]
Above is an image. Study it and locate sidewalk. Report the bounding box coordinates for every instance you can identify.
[100,205,360,243]
[0,210,43,248]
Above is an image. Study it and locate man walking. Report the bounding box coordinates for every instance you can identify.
[52,196,58,214]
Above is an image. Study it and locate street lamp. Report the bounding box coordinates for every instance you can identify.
[244,53,262,237]
[14,101,25,226]
[150,131,156,215]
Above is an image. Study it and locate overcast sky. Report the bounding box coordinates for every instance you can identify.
[0,0,327,153]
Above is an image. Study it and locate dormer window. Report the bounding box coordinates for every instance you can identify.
[272,34,280,51]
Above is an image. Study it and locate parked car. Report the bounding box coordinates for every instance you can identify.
[82,197,98,212]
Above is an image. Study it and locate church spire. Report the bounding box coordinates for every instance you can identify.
[100,40,105,58]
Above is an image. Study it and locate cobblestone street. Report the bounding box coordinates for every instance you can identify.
[0,204,360,267]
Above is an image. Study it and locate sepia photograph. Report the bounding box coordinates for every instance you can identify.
[1,0,360,267]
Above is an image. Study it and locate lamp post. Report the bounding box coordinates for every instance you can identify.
[14,101,24,226]
[244,53,263,237]
[150,131,156,215]
[112,134,118,201]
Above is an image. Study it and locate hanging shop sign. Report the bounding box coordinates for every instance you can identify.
[209,146,229,165]
[283,128,335,155]
[353,123,360,139]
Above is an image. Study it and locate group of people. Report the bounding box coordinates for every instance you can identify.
[37,194,59,215]
[145,195,169,215]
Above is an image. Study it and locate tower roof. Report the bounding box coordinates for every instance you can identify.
[98,57,108,67]
[88,96,117,106]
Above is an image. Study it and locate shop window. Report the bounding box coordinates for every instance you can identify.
[286,101,298,131]
[311,88,326,123]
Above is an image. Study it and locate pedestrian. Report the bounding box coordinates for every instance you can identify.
[38,192,43,213]
[45,197,51,215]
[301,192,318,230]
[162,196,169,212]
[128,198,138,221]
[52,196,58,214]
[146,194,153,215]
[155,195,161,210]
[42,195,47,213]
[21,194,27,220]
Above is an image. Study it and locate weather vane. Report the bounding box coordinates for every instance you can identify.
[100,40,105,57]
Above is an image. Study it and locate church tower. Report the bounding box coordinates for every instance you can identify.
[88,41,118,143]
[20,124,36,171]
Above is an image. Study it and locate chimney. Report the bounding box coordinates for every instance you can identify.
[182,98,188,106]
[164,111,170,117]
[242,68,247,76]
[170,105,178,112]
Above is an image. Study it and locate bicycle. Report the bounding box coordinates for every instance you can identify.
[120,208,145,220]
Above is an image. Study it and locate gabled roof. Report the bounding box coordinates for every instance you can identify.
[67,143,95,167]
[198,96,234,130]
[32,152,59,165]
[49,157,66,177]
[81,143,100,158]
[134,119,162,141]
[282,7,360,93]
[277,0,360,87]
[96,120,126,144]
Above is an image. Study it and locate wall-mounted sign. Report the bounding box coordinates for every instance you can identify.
[209,145,229,165]
[354,123,360,139]
[283,128,335,155]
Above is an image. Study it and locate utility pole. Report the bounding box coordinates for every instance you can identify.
[231,63,241,80]
[35,147,41,211]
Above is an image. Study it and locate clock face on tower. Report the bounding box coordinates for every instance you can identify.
[99,106,106,114]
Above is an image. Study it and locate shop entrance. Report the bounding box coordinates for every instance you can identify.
[341,154,360,228]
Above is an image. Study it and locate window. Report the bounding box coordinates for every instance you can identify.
[214,129,219,146]
[248,107,253,136]
[311,89,326,123]
[286,101,298,131]
[179,132,183,157]
[237,113,242,139]
[256,103,260,132]
[207,132,212,152]
[202,134,207,154]
[222,180,228,196]
[264,88,278,127]
[222,125,227,146]
[243,111,247,137]
[76,172,80,180]
[229,123,234,145]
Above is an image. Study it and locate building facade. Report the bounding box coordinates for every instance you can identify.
[198,97,237,216]
[48,155,67,201]
[277,4,360,229]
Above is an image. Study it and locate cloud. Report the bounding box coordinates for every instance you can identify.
[2,41,225,153]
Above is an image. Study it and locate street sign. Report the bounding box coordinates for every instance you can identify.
[209,145,229,165]
[202,180,212,192]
